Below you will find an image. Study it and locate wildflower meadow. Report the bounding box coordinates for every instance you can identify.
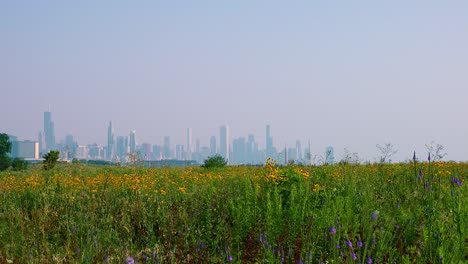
[0,159,466,263]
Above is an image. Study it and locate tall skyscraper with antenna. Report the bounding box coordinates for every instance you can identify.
[107,121,115,160]
[219,125,229,163]
[186,128,192,160]
[43,109,56,151]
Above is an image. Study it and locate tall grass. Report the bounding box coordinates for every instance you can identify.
[0,161,466,263]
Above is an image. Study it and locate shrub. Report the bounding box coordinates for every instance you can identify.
[202,154,227,169]
[43,150,60,170]
[11,158,28,171]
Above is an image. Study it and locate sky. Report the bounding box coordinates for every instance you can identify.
[1,0,467,162]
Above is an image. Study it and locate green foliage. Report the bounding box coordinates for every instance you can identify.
[43,150,60,170]
[0,163,466,262]
[202,154,227,168]
[0,133,12,171]
[0,154,11,171]
[0,133,12,155]
[11,158,28,171]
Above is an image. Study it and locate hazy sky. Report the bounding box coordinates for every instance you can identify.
[1,1,467,161]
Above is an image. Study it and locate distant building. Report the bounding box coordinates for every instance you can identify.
[38,131,44,154]
[129,130,136,153]
[76,145,88,159]
[219,125,229,163]
[163,136,171,159]
[11,141,39,159]
[186,128,192,160]
[140,143,152,160]
[107,121,115,160]
[209,136,217,156]
[296,140,302,162]
[175,144,184,160]
[116,136,127,162]
[246,134,255,164]
[233,137,246,164]
[287,147,297,163]
[43,110,56,151]
[152,145,162,160]
[266,125,274,159]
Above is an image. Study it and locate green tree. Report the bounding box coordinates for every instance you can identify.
[43,150,60,170]
[202,154,227,169]
[11,158,28,171]
[0,133,12,171]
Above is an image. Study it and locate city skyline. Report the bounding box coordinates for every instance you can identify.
[1,2,467,162]
[3,109,463,163]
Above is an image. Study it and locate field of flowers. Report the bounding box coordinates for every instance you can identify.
[0,160,466,263]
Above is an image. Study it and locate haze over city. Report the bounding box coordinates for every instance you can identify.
[1,1,467,162]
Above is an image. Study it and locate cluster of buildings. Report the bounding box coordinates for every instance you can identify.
[7,111,336,165]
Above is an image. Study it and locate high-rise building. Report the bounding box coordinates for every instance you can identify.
[219,125,229,163]
[140,143,152,160]
[175,144,184,160]
[163,136,171,159]
[38,131,44,154]
[233,137,246,164]
[296,140,303,161]
[287,147,297,163]
[116,136,127,162]
[186,128,192,160]
[266,125,273,159]
[107,121,115,160]
[152,145,162,160]
[129,130,136,153]
[11,140,39,159]
[76,145,88,159]
[43,110,56,151]
[246,134,255,164]
[209,136,217,156]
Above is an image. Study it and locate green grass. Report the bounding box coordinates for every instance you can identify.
[0,161,466,263]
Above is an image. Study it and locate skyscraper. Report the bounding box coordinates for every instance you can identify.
[129,130,136,153]
[175,144,184,160]
[209,136,217,156]
[296,140,303,162]
[266,125,273,159]
[43,110,56,151]
[246,134,255,164]
[233,137,246,164]
[163,136,171,159]
[38,131,44,154]
[186,128,192,160]
[107,121,115,160]
[219,125,229,163]
[116,136,126,162]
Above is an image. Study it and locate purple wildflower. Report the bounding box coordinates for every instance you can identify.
[227,255,233,262]
[346,240,352,247]
[352,252,357,260]
[126,256,135,264]
[330,227,337,234]
[357,240,363,248]
[366,257,373,264]
[451,177,463,186]
[371,211,379,220]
